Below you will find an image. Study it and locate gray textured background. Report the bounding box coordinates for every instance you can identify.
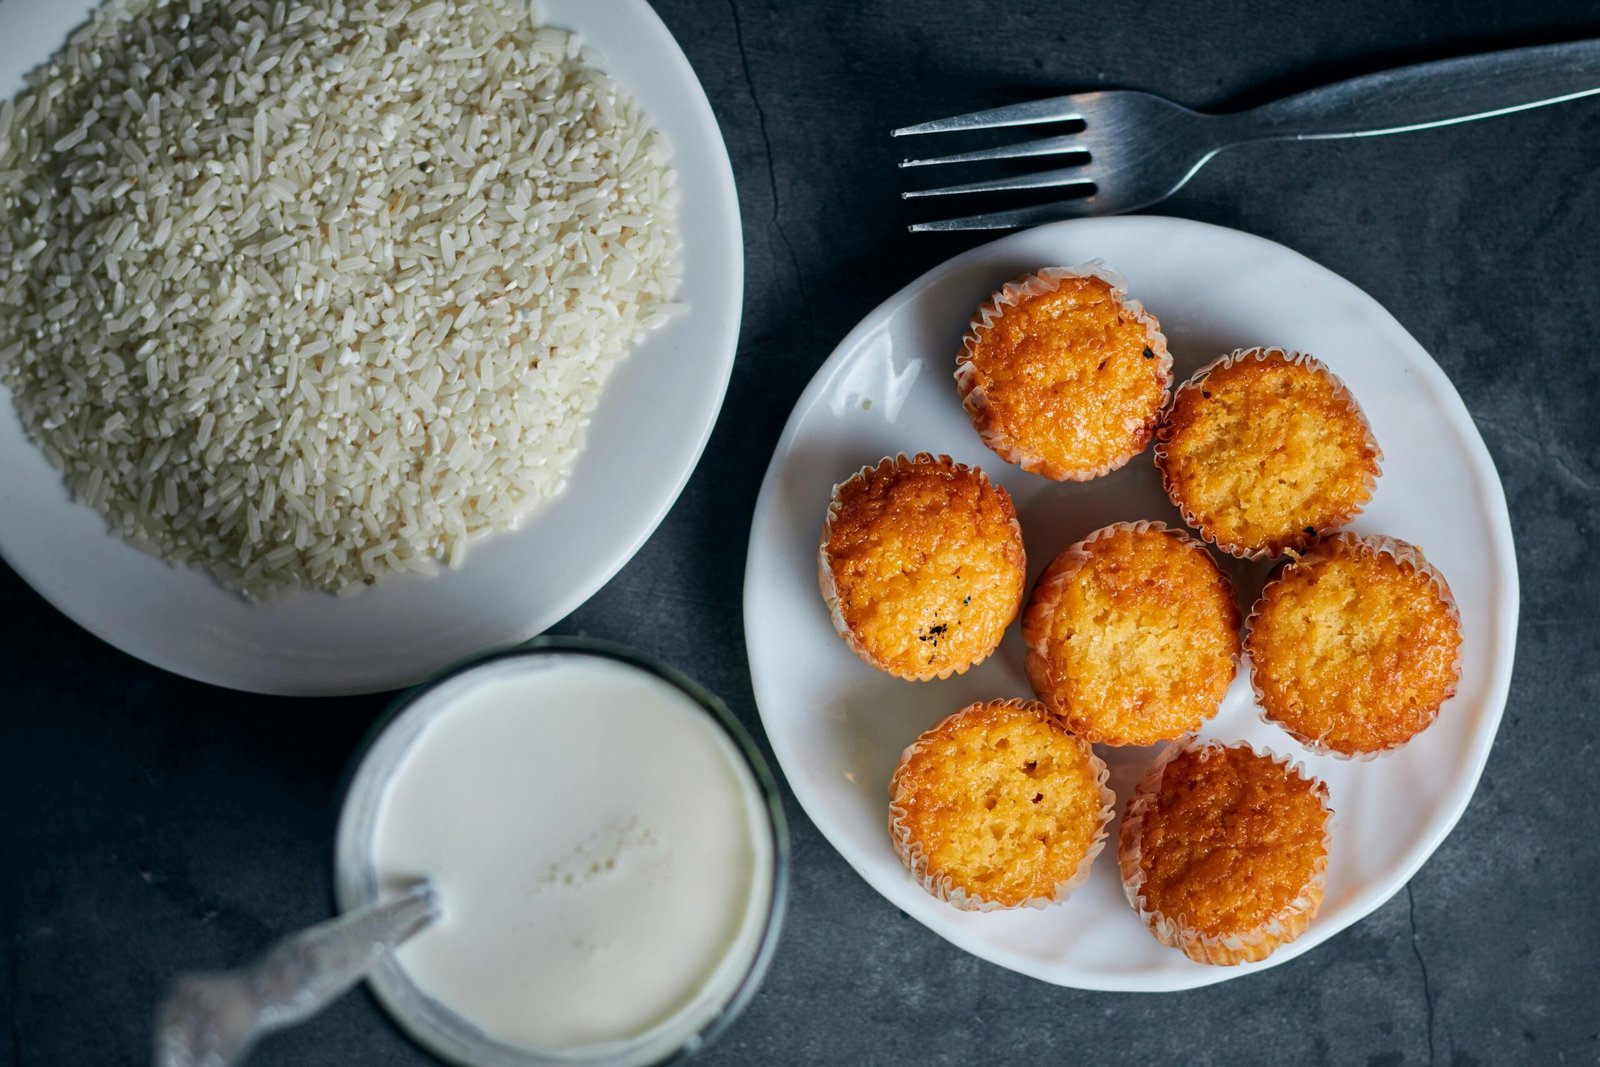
[5,2,1600,1064]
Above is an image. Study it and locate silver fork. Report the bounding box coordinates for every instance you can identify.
[896,38,1600,231]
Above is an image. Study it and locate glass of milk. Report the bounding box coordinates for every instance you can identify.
[334,638,789,1066]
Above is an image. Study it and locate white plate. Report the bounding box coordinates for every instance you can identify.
[0,0,740,695]
[744,216,1518,991]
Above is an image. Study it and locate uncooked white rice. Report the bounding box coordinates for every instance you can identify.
[0,0,681,597]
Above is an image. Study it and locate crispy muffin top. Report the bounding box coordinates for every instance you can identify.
[1247,534,1461,755]
[960,273,1168,480]
[1023,524,1240,746]
[822,454,1025,680]
[1130,744,1328,938]
[1156,349,1380,557]
[890,700,1108,908]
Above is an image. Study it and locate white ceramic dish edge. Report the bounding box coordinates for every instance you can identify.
[0,0,742,695]
[743,215,1518,992]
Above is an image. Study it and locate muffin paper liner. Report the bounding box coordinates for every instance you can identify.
[1244,532,1464,761]
[1153,347,1383,560]
[956,263,1173,482]
[888,698,1116,911]
[1118,737,1333,966]
[817,452,1023,682]
[1021,520,1240,746]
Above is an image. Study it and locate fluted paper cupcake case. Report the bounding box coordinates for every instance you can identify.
[1021,519,1241,746]
[956,263,1174,482]
[888,698,1116,911]
[817,452,1022,682]
[1153,347,1383,560]
[1244,532,1464,761]
[1119,738,1333,965]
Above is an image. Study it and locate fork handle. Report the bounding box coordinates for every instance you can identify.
[1227,38,1600,142]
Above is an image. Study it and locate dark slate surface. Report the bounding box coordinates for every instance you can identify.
[5,2,1599,1064]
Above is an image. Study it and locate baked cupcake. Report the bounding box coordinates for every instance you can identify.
[1154,348,1381,558]
[1246,533,1462,758]
[1119,740,1331,965]
[1022,521,1240,746]
[889,699,1114,910]
[956,266,1172,481]
[819,453,1026,681]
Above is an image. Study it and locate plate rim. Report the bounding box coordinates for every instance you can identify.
[0,0,743,695]
[742,214,1520,991]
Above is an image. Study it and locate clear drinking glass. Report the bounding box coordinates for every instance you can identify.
[333,637,790,1067]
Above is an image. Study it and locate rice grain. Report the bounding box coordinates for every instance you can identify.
[0,0,681,598]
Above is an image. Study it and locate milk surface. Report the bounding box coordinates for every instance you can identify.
[369,654,772,1052]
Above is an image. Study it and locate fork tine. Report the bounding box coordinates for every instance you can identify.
[892,95,1085,137]
[898,133,1088,169]
[901,164,1092,200]
[908,197,1102,233]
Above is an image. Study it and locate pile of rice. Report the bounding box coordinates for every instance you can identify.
[0,0,680,597]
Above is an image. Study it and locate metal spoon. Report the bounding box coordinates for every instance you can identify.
[153,881,439,1067]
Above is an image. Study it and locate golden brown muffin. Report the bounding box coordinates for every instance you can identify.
[819,453,1026,681]
[1246,533,1462,757]
[956,267,1172,481]
[1022,521,1240,746]
[1154,348,1381,558]
[889,699,1113,910]
[1119,740,1331,965]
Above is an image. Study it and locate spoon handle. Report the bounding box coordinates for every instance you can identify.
[153,882,438,1067]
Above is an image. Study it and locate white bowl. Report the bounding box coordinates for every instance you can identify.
[0,0,742,695]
